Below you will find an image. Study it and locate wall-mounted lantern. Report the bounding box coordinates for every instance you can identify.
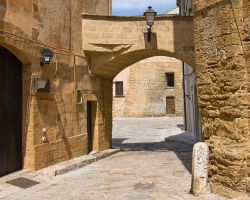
[34,76,50,93]
[144,6,157,42]
[40,48,54,66]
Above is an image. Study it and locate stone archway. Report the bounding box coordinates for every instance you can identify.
[90,54,197,151]
[89,49,195,79]
[82,14,196,150]
[82,14,195,79]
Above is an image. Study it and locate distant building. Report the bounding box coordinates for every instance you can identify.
[177,0,193,16]
[164,7,180,15]
[113,57,184,117]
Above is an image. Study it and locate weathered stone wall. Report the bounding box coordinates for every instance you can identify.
[112,68,129,117]
[113,97,125,117]
[193,0,250,197]
[112,57,184,118]
[83,0,111,15]
[0,0,111,170]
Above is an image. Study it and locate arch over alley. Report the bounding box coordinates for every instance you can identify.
[81,14,196,153]
[82,14,194,78]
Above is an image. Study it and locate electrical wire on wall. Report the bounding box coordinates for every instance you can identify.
[87,58,94,77]
[0,29,86,138]
[25,73,40,135]
[0,1,89,139]
[50,53,58,79]
[0,29,84,58]
[229,0,249,94]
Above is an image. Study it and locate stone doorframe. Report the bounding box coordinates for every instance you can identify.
[83,91,109,151]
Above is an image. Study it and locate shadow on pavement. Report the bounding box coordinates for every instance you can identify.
[112,132,195,174]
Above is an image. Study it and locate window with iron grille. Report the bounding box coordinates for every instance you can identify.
[166,73,175,87]
[115,81,124,96]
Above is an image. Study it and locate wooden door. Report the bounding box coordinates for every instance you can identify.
[87,101,97,153]
[166,96,175,114]
[87,102,93,153]
[0,46,22,176]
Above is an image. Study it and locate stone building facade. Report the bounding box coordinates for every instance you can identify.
[190,0,250,197]
[177,0,193,16]
[113,56,184,117]
[0,0,112,175]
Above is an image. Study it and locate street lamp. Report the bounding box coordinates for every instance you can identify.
[40,48,54,66]
[144,6,157,42]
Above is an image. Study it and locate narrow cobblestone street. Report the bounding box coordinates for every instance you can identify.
[2,117,229,200]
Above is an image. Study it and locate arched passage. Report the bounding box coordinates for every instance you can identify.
[82,14,195,79]
[95,52,199,150]
[109,55,199,194]
[90,49,195,79]
[82,13,197,156]
[0,46,23,176]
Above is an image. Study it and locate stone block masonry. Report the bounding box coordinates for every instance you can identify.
[0,0,112,172]
[193,0,250,197]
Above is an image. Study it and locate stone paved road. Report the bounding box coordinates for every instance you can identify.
[4,117,230,200]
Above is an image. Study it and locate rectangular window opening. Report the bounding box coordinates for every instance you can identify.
[115,81,124,96]
[166,72,175,87]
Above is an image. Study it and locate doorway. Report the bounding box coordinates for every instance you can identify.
[166,96,175,115]
[87,101,97,153]
[0,46,22,176]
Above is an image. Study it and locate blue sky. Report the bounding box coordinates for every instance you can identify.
[112,0,177,16]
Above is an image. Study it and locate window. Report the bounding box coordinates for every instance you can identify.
[115,81,124,96]
[166,96,175,114]
[166,73,175,87]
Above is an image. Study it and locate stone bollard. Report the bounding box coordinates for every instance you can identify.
[191,142,209,196]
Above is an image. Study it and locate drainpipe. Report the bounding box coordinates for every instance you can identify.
[69,0,72,51]
[182,62,187,131]
[109,0,112,15]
